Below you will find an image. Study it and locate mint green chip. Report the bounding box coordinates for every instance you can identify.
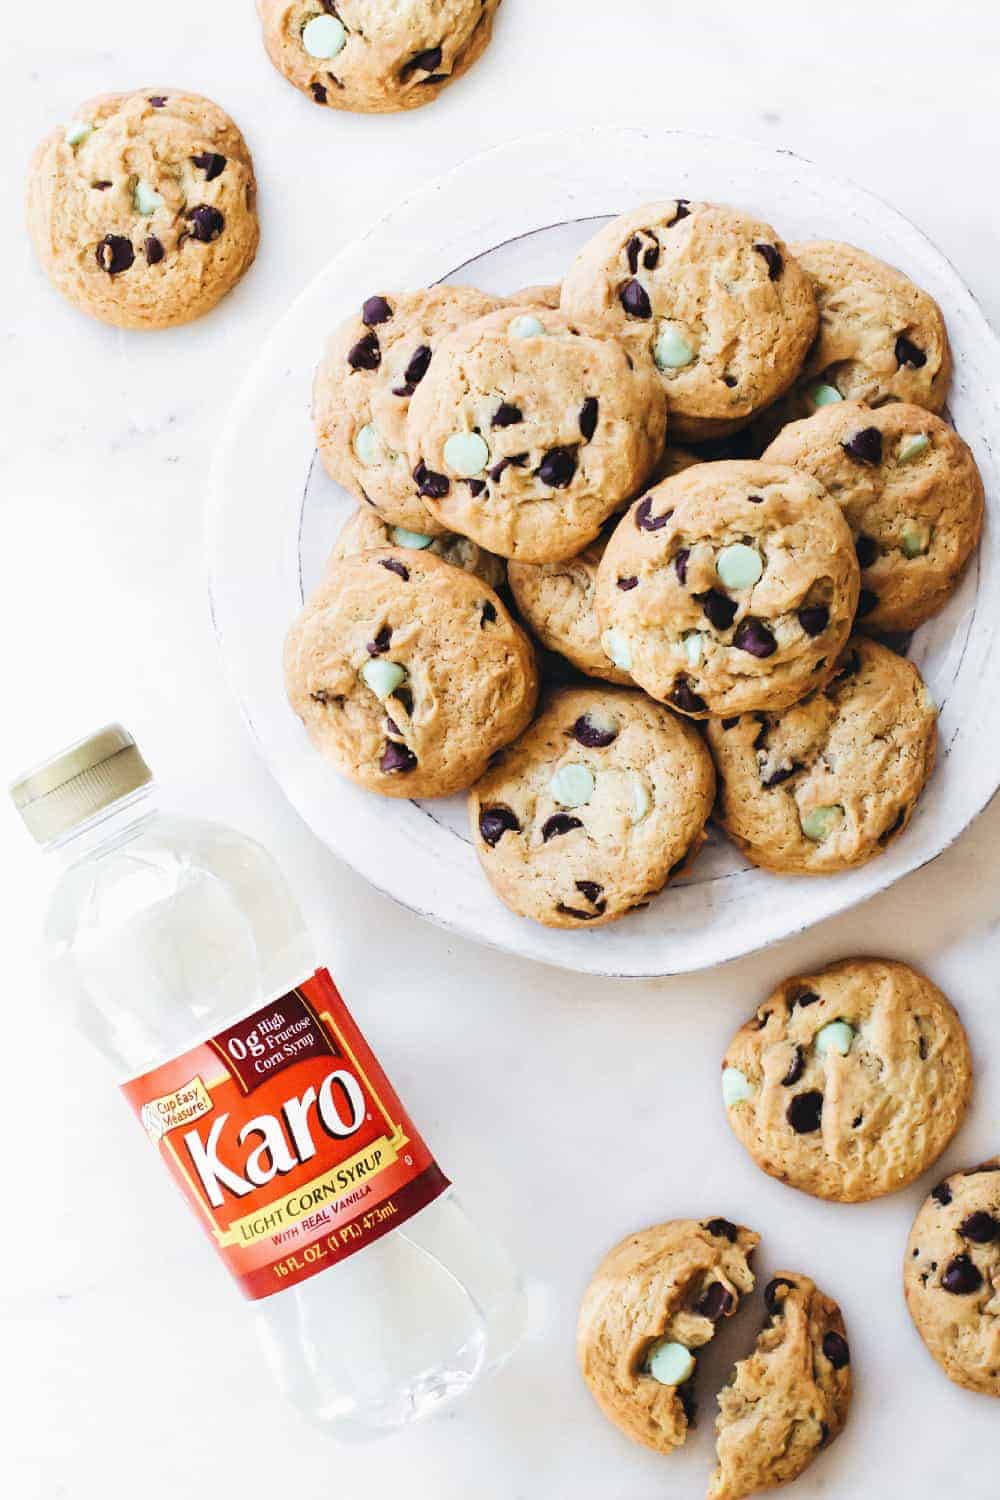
[507,313,546,339]
[898,433,930,464]
[815,1019,855,1057]
[810,383,843,408]
[302,13,347,58]
[65,120,93,148]
[550,763,595,808]
[654,325,694,371]
[717,543,763,591]
[361,659,407,700]
[133,179,164,216]
[722,1066,753,1106]
[901,522,931,558]
[683,630,704,668]
[390,526,434,549]
[353,423,381,466]
[443,431,490,477]
[647,1340,695,1387]
[801,804,844,841]
[602,627,632,671]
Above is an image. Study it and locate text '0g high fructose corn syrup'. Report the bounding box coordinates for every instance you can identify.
[11,725,526,1438]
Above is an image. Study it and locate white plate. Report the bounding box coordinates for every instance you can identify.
[208,127,1000,978]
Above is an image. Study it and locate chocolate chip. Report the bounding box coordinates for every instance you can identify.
[489,454,527,482]
[413,461,449,499]
[617,575,638,591]
[479,806,520,847]
[403,344,432,386]
[677,1379,697,1423]
[786,1090,823,1133]
[366,625,392,656]
[842,427,883,465]
[754,242,783,279]
[466,478,486,496]
[895,334,927,369]
[721,716,740,731]
[754,1010,771,1031]
[575,879,604,905]
[765,1277,797,1314]
[310,689,340,706]
[747,494,765,505]
[380,740,417,774]
[960,1212,1000,1244]
[671,678,706,714]
[418,74,447,86]
[185,205,224,243]
[311,82,328,104]
[696,1282,734,1321]
[556,900,606,921]
[941,1255,983,1295]
[798,605,829,637]
[144,236,164,266]
[542,813,583,841]
[855,533,878,569]
[722,373,738,388]
[918,1034,929,1060]
[480,600,497,627]
[822,1332,850,1369]
[392,383,415,399]
[625,235,641,274]
[672,200,691,223]
[781,1046,806,1086]
[394,684,413,715]
[362,295,393,326]
[191,152,226,181]
[852,1114,863,1128]
[148,96,167,107]
[579,397,599,441]
[573,713,617,748]
[635,496,672,531]
[492,402,523,428]
[643,242,660,270]
[619,278,652,319]
[347,331,381,370]
[857,589,879,617]
[931,1181,953,1206]
[879,807,906,844]
[704,1218,739,1242]
[385,716,401,736]
[537,447,577,488]
[379,558,409,581]
[696,589,738,631]
[733,618,777,657]
[752,716,769,750]
[674,548,690,584]
[403,45,443,77]
[96,235,134,275]
[92,180,111,190]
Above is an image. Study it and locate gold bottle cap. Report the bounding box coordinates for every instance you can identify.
[9,724,152,844]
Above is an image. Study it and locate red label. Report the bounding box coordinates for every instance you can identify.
[121,969,448,1300]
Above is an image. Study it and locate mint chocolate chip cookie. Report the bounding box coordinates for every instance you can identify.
[406,305,667,563]
[28,90,258,329]
[706,637,937,873]
[330,506,506,590]
[257,0,501,113]
[594,461,859,718]
[284,548,537,798]
[314,285,503,536]
[721,959,972,1202]
[560,202,817,442]
[507,528,633,686]
[764,401,984,632]
[469,686,714,928]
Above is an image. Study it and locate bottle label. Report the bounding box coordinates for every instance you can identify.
[121,968,449,1300]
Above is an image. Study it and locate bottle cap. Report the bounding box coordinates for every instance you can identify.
[9,724,152,845]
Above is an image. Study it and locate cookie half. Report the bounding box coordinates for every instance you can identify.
[578,1218,758,1455]
[721,958,972,1201]
[469,686,715,928]
[507,529,632,686]
[904,1161,1000,1396]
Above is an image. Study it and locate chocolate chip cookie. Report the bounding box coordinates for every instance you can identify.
[721,959,972,1202]
[314,285,503,536]
[905,1161,1000,1396]
[330,506,506,590]
[710,1273,851,1500]
[764,401,984,632]
[578,1218,758,1455]
[284,548,537,798]
[27,90,258,329]
[507,528,633,686]
[257,0,501,113]
[406,305,667,562]
[594,461,859,718]
[469,686,715,928]
[559,202,817,441]
[706,637,938,873]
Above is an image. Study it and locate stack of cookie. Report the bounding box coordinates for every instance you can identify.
[284,199,985,931]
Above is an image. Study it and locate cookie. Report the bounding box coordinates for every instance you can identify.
[578,1218,759,1455]
[284,548,537,798]
[469,686,715,928]
[406,304,667,563]
[706,637,937,873]
[27,90,258,330]
[594,461,859,719]
[710,1273,851,1500]
[764,402,984,633]
[329,506,506,590]
[507,283,561,309]
[257,0,500,113]
[904,1161,1000,1396]
[756,240,952,442]
[559,202,817,442]
[507,529,631,686]
[313,285,503,536]
[721,958,972,1202]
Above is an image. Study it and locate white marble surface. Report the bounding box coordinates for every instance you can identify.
[2,3,1000,1497]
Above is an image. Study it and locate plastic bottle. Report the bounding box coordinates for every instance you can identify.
[11,725,525,1439]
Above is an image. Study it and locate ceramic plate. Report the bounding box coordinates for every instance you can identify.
[208,127,1000,977]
